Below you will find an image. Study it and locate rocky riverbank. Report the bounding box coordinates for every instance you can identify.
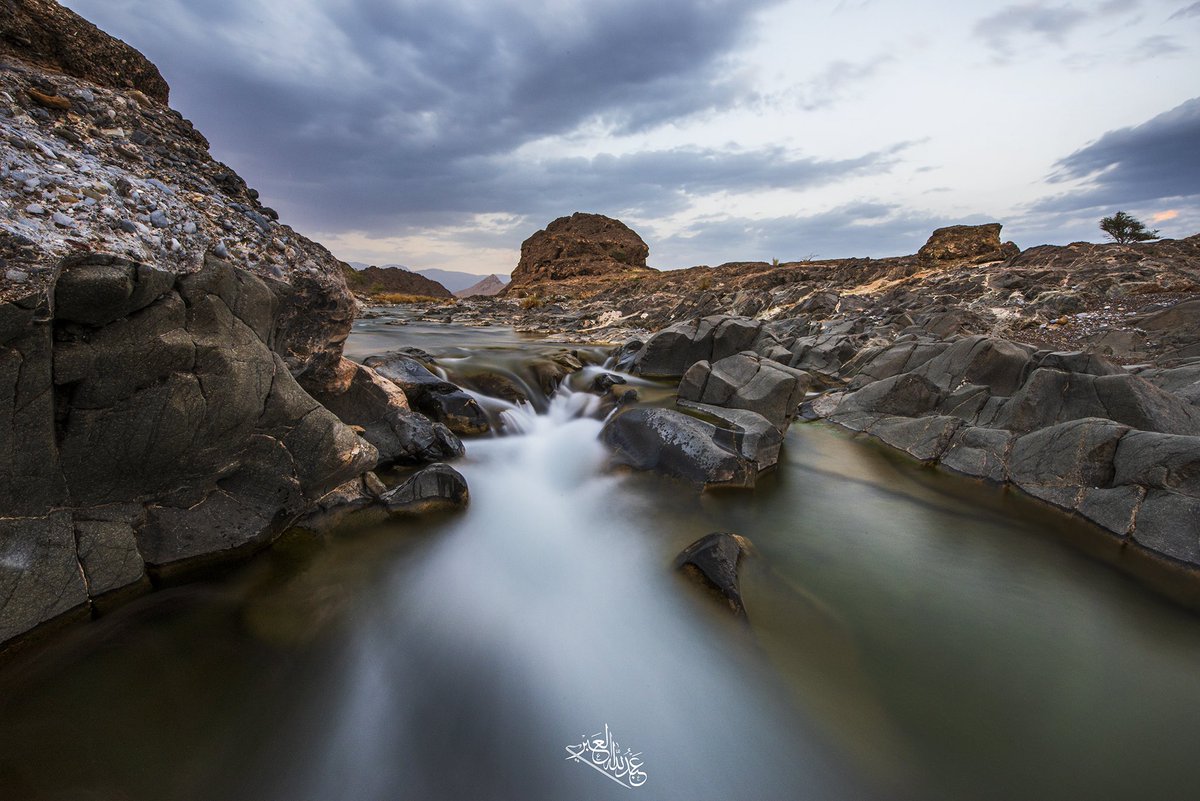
[0,0,464,650]
[385,213,1200,597]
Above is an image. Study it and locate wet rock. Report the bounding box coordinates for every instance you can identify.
[600,407,756,489]
[676,401,784,472]
[461,371,529,405]
[591,371,627,393]
[0,512,88,644]
[674,532,754,619]
[307,358,464,466]
[74,519,147,597]
[528,349,584,394]
[381,463,469,516]
[364,353,490,436]
[1008,418,1130,503]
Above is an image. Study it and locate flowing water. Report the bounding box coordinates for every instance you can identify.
[3,312,1200,801]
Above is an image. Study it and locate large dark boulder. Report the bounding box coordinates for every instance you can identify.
[2,258,379,644]
[600,407,755,489]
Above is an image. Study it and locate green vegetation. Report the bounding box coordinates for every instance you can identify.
[1100,211,1160,244]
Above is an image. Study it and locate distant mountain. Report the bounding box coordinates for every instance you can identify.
[417,268,510,293]
[455,274,508,298]
[347,261,411,272]
[340,263,452,299]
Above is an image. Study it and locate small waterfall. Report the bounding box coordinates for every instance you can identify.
[247,382,862,801]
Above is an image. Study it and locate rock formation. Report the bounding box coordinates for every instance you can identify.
[0,0,458,648]
[506,212,652,289]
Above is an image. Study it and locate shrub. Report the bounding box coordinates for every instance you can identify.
[1100,211,1160,244]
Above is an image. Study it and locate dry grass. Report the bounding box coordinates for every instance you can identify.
[373,292,452,304]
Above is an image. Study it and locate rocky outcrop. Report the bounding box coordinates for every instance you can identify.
[917,223,1019,264]
[0,0,460,649]
[1,255,377,645]
[814,334,1200,569]
[0,0,170,102]
[507,212,652,288]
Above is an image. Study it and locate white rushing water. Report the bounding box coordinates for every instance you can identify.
[253,386,866,801]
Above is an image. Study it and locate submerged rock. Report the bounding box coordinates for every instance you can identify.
[381,463,470,516]
[674,532,755,619]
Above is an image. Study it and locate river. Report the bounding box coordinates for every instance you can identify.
[2,311,1199,801]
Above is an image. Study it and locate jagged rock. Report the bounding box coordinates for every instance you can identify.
[381,463,469,516]
[364,352,490,436]
[940,426,1013,482]
[600,407,756,489]
[508,212,651,286]
[0,512,88,644]
[917,223,1019,264]
[678,352,811,430]
[674,532,754,619]
[528,349,585,395]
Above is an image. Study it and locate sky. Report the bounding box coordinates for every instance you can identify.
[62,0,1200,276]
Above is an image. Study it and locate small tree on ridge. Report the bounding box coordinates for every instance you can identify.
[1099,211,1160,244]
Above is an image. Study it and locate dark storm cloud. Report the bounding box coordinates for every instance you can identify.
[647,202,962,267]
[66,0,862,235]
[1034,96,1200,212]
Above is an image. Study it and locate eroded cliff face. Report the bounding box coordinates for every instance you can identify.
[0,0,394,647]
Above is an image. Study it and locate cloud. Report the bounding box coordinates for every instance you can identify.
[61,0,789,233]
[646,202,965,266]
[1035,96,1200,212]
[973,1,1139,60]
[781,55,894,111]
[1152,209,1180,221]
[1169,1,1200,19]
[1128,34,1186,61]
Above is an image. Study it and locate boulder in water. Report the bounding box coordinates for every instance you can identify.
[364,353,490,436]
[674,532,754,619]
[599,407,756,489]
[381,464,470,516]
